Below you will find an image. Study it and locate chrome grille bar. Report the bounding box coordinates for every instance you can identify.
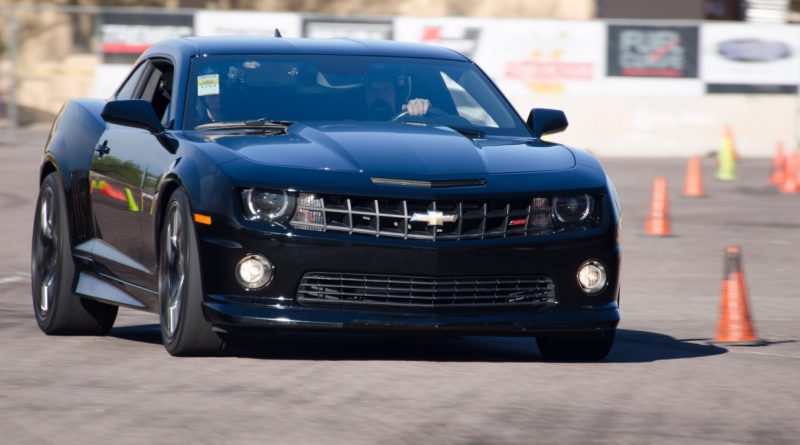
[290,195,555,241]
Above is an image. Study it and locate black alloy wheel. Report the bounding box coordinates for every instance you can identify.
[32,172,117,334]
[158,188,223,356]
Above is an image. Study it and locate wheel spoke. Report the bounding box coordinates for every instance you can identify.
[167,300,178,335]
[175,270,185,298]
[163,204,185,338]
[40,194,54,241]
[174,210,182,253]
[36,189,59,316]
[166,222,175,266]
[40,270,54,312]
[40,282,49,312]
[167,273,184,335]
[170,209,179,250]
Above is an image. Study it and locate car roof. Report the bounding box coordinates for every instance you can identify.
[146,36,470,62]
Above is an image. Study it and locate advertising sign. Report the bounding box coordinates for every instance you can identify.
[479,20,606,96]
[396,18,605,95]
[701,23,800,93]
[94,13,192,99]
[100,13,193,64]
[194,11,302,37]
[607,25,698,78]
[303,18,393,40]
[394,17,484,59]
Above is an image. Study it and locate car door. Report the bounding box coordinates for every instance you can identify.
[89,58,176,294]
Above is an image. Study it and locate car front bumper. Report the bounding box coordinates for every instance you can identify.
[203,295,619,337]
[195,218,621,337]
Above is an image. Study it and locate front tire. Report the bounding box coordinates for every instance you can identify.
[31,172,118,335]
[536,330,616,361]
[159,188,222,356]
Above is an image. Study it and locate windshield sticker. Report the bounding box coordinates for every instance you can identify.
[197,74,219,96]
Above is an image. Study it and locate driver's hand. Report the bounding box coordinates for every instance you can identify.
[402,98,431,116]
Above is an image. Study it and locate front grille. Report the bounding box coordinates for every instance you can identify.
[297,272,557,309]
[290,195,555,241]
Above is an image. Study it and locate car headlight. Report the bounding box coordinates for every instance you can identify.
[241,189,296,223]
[552,194,592,224]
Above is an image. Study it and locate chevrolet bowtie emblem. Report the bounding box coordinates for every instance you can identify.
[410,210,458,227]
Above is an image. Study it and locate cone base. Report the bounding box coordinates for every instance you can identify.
[708,338,766,347]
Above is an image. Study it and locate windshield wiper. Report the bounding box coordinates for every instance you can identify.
[194,118,294,132]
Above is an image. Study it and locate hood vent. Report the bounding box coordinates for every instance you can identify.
[370,177,486,188]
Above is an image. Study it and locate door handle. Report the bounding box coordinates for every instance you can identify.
[95,140,110,158]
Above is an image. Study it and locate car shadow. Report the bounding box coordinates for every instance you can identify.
[110,324,727,363]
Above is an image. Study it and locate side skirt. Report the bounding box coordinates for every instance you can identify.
[74,271,158,312]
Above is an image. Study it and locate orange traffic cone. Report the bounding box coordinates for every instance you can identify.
[645,177,671,236]
[683,155,705,197]
[711,246,764,346]
[780,150,799,194]
[769,142,785,185]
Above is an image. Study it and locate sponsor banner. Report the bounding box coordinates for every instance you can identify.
[100,13,193,64]
[394,17,485,59]
[303,17,393,40]
[607,24,699,78]
[396,18,605,95]
[96,13,192,98]
[477,20,606,96]
[194,11,302,37]
[701,23,800,92]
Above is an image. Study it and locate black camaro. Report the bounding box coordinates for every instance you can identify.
[32,36,621,359]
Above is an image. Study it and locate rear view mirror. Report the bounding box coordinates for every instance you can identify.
[527,108,568,139]
[101,100,164,134]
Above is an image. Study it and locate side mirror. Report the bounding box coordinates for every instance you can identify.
[101,100,164,134]
[527,108,568,139]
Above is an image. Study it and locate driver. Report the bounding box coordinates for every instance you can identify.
[365,71,431,120]
[197,94,221,123]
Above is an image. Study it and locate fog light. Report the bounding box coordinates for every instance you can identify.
[577,260,607,294]
[236,254,273,290]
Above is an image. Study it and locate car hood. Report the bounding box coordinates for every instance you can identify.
[190,122,576,177]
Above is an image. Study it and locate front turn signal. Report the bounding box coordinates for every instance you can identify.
[194,213,212,225]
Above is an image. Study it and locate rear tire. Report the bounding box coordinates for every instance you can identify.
[159,188,223,356]
[31,172,118,335]
[536,330,616,361]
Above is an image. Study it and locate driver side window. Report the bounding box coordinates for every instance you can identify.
[137,60,175,129]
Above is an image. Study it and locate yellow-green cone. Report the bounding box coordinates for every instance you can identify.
[715,137,736,181]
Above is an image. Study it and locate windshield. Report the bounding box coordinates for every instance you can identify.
[184,54,530,137]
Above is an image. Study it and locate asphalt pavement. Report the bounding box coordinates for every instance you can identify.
[1,127,798,444]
